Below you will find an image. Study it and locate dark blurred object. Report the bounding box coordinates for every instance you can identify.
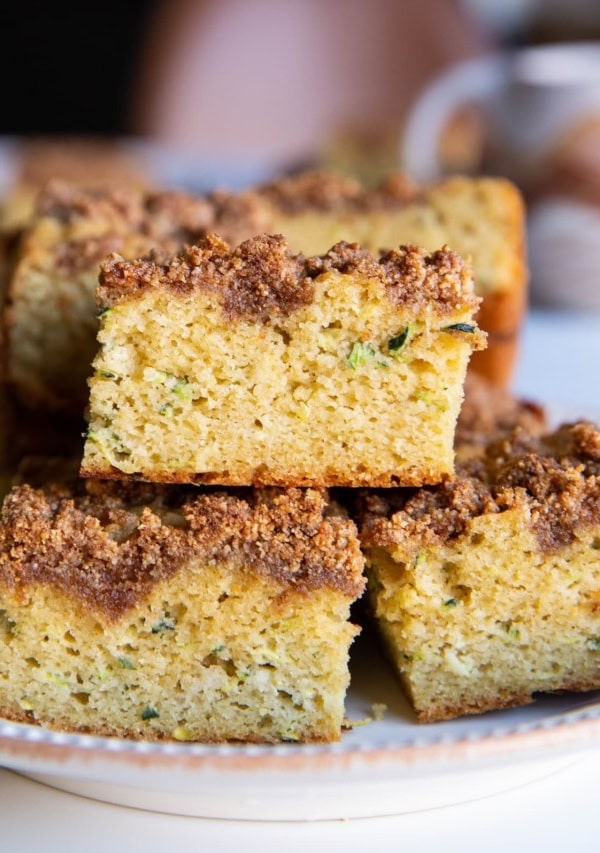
[461,0,600,45]
[527,0,600,44]
[0,2,157,134]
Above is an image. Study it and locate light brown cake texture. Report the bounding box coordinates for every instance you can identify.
[80,234,484,488]
[0,482,364,742]
[211,171,527,387]
[3,182,212,410]
[359,421,600,723]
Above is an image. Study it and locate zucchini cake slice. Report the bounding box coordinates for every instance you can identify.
[212,171,527,387]
[4,182,212,410]
[81,234,484,487]
[0,482,364,742]
[358,421,600,722]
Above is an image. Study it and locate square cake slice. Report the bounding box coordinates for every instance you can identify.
[0,483,364,742]
[358,422,600,722]
[81,234,485,487]
[4,182,212,411]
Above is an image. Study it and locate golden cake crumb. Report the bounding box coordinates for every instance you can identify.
[0,482,364,742]
[82,235,484,487]
[359,421,600,723]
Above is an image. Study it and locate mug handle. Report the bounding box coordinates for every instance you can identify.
[401,54,508,182]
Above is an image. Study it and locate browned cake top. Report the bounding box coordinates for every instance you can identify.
[97,233,479,321]
[37,181,146,227]
[34,182,214,275]
[26,172,506,281]
[0,483,365,620]
[455,373,547,448]
[37,182,213,233]
[359,421,600,555]
[255,170,365,212]
[222,170,419,215]
[34,171,417,234]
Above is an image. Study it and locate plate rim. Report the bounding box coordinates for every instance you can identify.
[3,403,600,779]
[2,699,600,775]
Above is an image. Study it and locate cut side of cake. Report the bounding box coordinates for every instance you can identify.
[212,172,527,387]
[358,421,600,722]
[0,482,364,742]
[81,234,485,487]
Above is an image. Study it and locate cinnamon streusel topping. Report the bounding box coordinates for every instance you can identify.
[359,422,600,554]
[0,484,364,620]
[98,234,481,320]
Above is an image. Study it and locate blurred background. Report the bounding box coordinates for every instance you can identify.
[1,1,599,170]
[2,0,600,312]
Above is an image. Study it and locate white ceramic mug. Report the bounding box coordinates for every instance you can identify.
[402,42,600,183]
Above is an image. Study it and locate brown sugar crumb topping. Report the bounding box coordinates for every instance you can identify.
[359,421,600,555]
[208,188,285,246]
[0,483,364,620]
[358,478,499,555]
[35,183,214,276]
[37,183,214,243]
[456,373,547,448]
[98,235,480,320]
[248,170,420,214]
[36,181,146,228]
[142,191,214,243]
[98,234,314,321]
[306,241,480,315]
[256,170,364,213]
[380,245,478,313]
[29,172,489,282]
[54,234,127,274]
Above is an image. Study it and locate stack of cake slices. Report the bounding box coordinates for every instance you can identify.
[2,169,600,742]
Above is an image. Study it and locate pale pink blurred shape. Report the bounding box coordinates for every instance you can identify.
[137,0,483,170]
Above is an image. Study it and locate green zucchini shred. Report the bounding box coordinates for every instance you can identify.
[141,705,160,721]
[388,326,410,353]
[346,341,376,369]
[346,341,389,369]
[173,378,193,400]
[152,617,176,634]
[443,323,476,333]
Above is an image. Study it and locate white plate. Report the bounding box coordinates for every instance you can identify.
[2,402,600,821]
[1,626,600,821]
